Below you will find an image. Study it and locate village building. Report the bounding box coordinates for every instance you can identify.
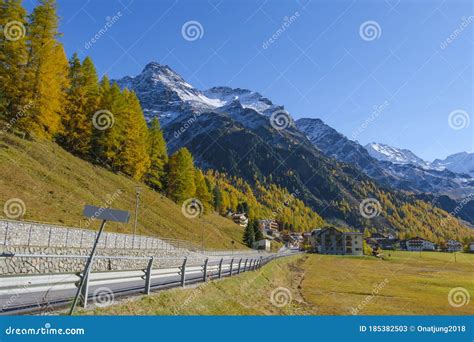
[254,238,271,252]
[310,226,363,256]
[399,237,435,251]
[446,239,463,252]
[231,213,249,227]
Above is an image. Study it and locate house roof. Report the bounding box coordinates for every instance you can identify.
[311,226,361,236]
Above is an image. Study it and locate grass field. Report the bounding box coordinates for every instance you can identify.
[86,251,474,315]
[0,133,247,250]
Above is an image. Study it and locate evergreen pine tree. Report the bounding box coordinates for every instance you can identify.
[243,223,255,248]
[145,117,168,190]
[166,147,196,202]
[253,220,263,241]
[0,0,29,121]
[213,185,222,212]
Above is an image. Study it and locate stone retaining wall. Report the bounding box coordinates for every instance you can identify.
[0,219,190,251]
[0,219,263,275]
[0,245,205,275]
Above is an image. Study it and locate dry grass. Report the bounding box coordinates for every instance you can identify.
[85,251,474,315]
[0,133,247,249]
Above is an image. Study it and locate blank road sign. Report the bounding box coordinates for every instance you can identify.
[83,205,130,223]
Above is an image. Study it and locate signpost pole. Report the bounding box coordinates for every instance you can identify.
[69,205,130,316]
[69,219,107,315]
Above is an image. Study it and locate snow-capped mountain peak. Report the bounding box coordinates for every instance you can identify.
[115,63,288,126]
[115,62,223,124]
[365,142,431,169]
[203,86,281,116]
[432,152,474,177]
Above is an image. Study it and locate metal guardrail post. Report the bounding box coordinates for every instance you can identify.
[47,227,52,247]
[69,220,107,315]
[229,258,234,276]
[218,258,223,278]
[27,224,32,246]
[180,257,187,287]
[203,258,209,282]
[4,222,9,246]
[237,258,242,274]
[144,257,154,295]
[258,256,263,269]
[79,267,91,308]
[244,259,248,272]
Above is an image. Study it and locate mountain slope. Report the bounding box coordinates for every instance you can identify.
[296,118,471,197]
[0,133,247,249]
[115,62,473,242]
[432,152,474,178]
[365,142,431,169]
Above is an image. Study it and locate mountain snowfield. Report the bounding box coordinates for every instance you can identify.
[432,152,474,178]
[365,142,474,178]
[115,62,473,217]
[365,143,432,169]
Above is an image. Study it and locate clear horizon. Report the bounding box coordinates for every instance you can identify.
[25,0,474,160]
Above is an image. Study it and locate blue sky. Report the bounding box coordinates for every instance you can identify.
[26,0,474,161]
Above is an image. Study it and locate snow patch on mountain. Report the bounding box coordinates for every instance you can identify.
[365,142,431,169]
[432,152,474,178]
[204,86,281,116]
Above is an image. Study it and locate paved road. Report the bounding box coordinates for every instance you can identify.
[0,256,280,314]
